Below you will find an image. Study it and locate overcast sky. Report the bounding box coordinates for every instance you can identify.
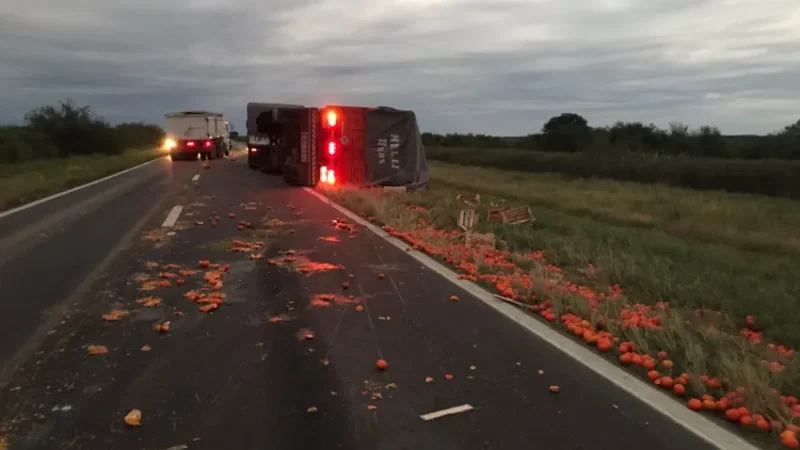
[1,0,798,135]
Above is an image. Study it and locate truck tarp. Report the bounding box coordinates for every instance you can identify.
[363,107,429,190]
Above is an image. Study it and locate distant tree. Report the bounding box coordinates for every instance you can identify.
[782,119,800,135]
[541,113,593,152]
[25,99,122,156]
[542,113,589,134]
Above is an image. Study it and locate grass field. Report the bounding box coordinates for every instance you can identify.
[322,161,800,445]
[0,148,163,212]
[426,146,800,200]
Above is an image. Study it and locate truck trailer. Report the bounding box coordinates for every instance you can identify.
[246,104,429,189]
[164,111,232,161]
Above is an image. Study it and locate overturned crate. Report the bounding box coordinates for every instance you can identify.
[500,206,534,225]
[487,208,505,223]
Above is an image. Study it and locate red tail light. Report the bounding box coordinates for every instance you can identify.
[326,110,337,128]
[186,141,196,148]
[328,141,336,155]
[203,140,213,148]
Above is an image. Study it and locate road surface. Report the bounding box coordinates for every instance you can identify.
[0,148,715,450]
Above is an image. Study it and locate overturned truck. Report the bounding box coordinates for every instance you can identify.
[246,103,429,189]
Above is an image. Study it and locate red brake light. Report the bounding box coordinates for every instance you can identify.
[186,141,196,147]
[327,169,335,184]
[328,141,336,155]
[203,140,213,148]
[320,166,328,183]
[326,110,337,128]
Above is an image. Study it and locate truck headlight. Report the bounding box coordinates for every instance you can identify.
[164,138,177,150]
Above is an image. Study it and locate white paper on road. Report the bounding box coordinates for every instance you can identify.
[419,404,474,421]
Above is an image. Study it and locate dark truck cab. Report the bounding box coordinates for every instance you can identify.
[245,102,304,171]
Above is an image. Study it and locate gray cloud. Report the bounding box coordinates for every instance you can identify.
[1,0,799,134]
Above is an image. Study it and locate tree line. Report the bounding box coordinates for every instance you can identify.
[422,113,800,160]
[0,100,164,164]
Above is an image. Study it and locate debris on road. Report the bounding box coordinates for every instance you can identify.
[355,305,364,312]
[307,406,318,413]
[377,273,385,280]
[419,404,474,421]
[444,374,454,380]
[124,409,142,427]
[153,321,171,332]
[450,295,459,302]
[102,309,129,322]
[549,385,560,393]
[87,345,108,355]
[376,359,388,370]
[425,377,434,383]
[137,297,161,308]
[367,405,377,411]
[141,345,152,352]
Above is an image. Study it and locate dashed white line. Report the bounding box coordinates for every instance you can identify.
[192,174,200,182]
[161,205,183,228]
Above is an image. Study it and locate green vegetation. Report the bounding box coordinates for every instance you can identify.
[0,99,165,211]
[423,112,800,160]
[421,112,800,199]
[0,149,162,212]
[426,146,800,199]
[0,99,164,164]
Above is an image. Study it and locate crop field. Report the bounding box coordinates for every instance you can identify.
[321,161,800,448]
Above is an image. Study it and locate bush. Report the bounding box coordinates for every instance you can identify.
[114,122,165,149]
[0,100,164,164]
[426,146,800,199]
[0,126,58,163]
[25,100,123,157]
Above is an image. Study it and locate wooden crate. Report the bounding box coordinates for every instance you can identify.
[458,209,478,231]
[487,208,505,223]
[466,231,496,250]
[501,206,534,225]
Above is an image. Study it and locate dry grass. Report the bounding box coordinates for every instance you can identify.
[0,148,163,212]
[320,166,800,442]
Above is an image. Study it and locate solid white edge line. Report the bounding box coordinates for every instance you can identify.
[302,187,759,450]
[420,404,474,421]
[161,205,183,228]
[0,155,168,219]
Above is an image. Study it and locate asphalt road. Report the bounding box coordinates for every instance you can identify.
[0,149,716,450]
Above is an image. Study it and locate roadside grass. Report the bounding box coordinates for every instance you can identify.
[320,165,800,445]
[431,162,800,257]
[0,148,163,212]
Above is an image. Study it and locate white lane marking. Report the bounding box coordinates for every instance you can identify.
[420,404,474,421]
[0,156,167,219]
[192,174,200,182]
[161,205,183,228]
[302,187,759,450]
